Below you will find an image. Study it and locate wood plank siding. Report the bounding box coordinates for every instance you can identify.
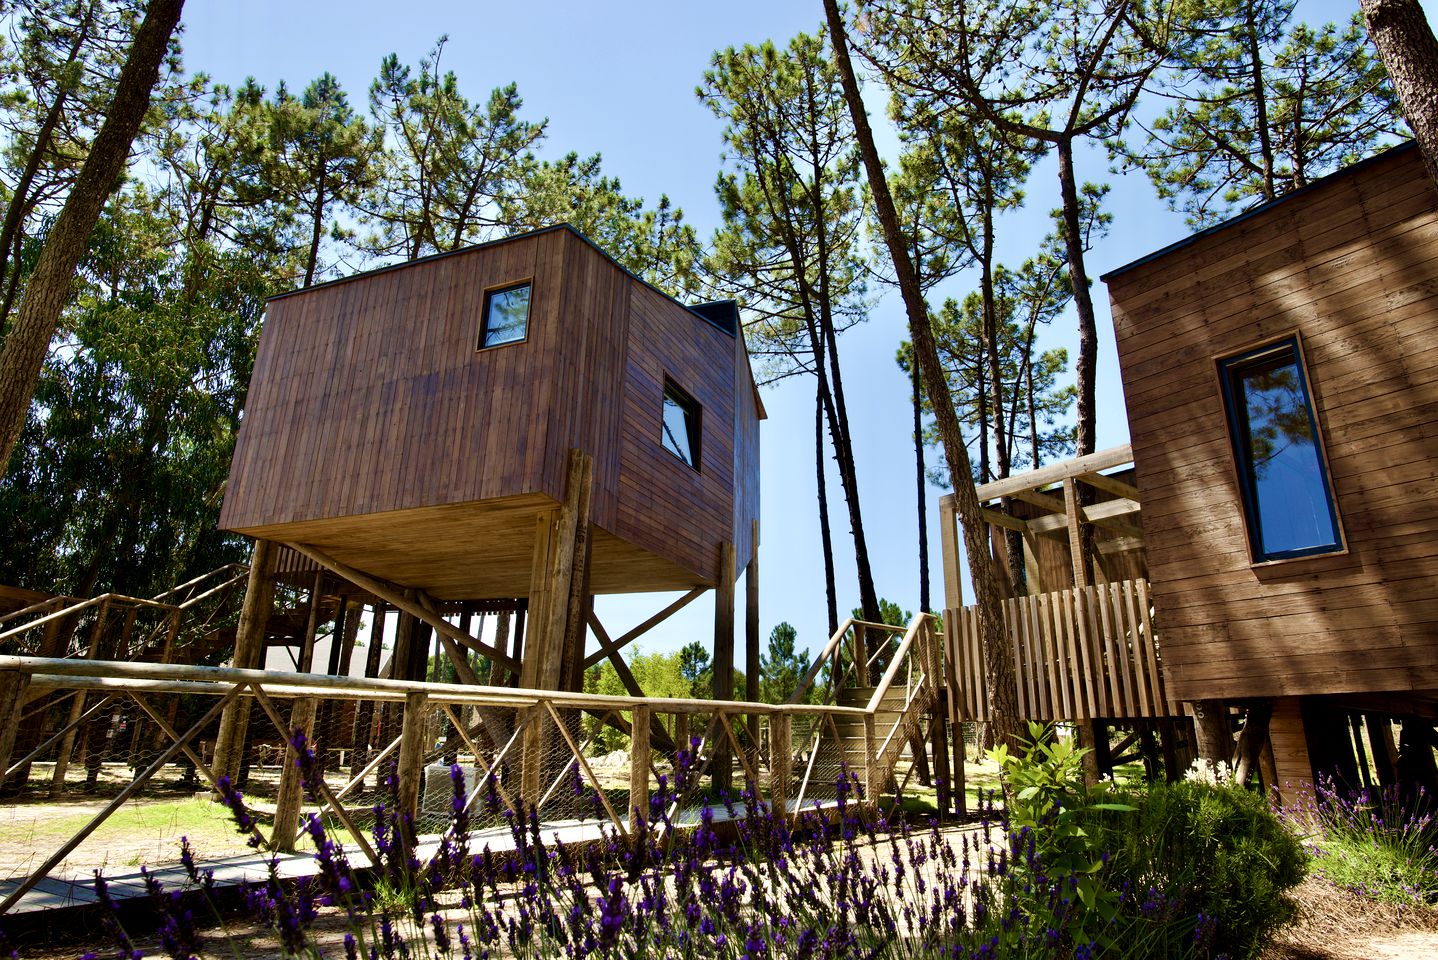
[221,225,761,599]
[1104,143,1438,702]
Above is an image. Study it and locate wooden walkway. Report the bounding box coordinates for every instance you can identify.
[0,797,850,917]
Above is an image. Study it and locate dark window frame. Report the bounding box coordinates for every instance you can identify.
[660,377,702,471]
[1217,334,1344,563]
[477,279,533,350]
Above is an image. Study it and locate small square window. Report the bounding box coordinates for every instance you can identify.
[660,379,701,470]
[1218,336,1342,562]
[479,281,531,349]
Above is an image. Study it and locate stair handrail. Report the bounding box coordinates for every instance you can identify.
[150,563,249,604]
[787,617,856,705]
[864,612,936,713]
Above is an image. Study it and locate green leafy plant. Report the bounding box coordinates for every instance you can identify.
[989,722,1134,929]
[1092,779,1308,959]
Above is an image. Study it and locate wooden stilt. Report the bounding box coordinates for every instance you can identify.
[519,450,593,804]
[745,522,760,747]
[271,697,318,852]
[0,670,30,789]
[396,691,429,843]
[711,540,736,796]
[770,713,792,821]
[630,704,651,831]
[1367,714,1399,788]
[351,604,386,787]
[214,540,278,781]
[52,600,110,796]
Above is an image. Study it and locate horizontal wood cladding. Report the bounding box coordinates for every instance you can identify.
[222,226,761,597]
[616,282,738,582]
[1107,144,1438,702]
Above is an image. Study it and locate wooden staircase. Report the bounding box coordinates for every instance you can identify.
[787,612,942,809]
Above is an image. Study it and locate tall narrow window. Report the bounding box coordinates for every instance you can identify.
[479,281,531,349]
[660,378,701,470]
[1219,337,1342,562]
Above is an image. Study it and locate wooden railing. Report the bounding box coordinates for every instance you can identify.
[947,578,1178,722]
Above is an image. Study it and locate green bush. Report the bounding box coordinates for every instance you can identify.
[1089,780,1308,960]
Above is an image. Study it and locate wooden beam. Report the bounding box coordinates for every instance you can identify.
[1077,471,1140,501]
[980,508,1029,533]
[1026,498,1142,538]
[1009,488,1067,514]
[974,444,1133,502]
[582,587,706,669]
[1096,536,1144,556]
[282,541,518,673]
[586,613,645,699]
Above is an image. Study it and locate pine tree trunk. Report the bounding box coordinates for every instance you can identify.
[1056,136,1098,583]
[1361,0,1438,189]
[822,0,1023,748]
[815,381,839,636]
[0,0,185,469]
[913,358,930,614]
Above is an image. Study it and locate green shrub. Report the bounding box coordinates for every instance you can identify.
[1089,779,1308,960]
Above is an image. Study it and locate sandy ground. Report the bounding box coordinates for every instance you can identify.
[1264,878,1438,960]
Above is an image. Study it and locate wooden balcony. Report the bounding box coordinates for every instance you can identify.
[938,445,1179,723]
[946,579,1179,722]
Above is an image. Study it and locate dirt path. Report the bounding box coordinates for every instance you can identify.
[1264,878,1438,960]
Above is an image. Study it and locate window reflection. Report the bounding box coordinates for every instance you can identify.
[661,380,700,469]
[1220,339,1341,560]
[480,282,531,348]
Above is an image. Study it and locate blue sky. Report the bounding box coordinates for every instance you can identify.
[182,0,1420,670]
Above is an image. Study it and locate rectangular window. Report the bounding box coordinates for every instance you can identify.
[479,281,531,349]
[660,378,701,470]
[1219,336,1342,562]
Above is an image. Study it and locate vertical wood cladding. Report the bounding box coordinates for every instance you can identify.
[221,226,761,595]
[1106,144,1438,702]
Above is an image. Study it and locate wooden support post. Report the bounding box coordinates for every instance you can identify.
[1367,714,1400,788]
[490,612,511,685]
[396,691,429,842]
[1191,699,1233,767]
[930,702,952,817]
[1233,701,1274,787]
[327,596,349,676]
[770,713,792,821]
[351,604,386,786]
[52,600,110,797]
[0,670,30,789]
[745,523,760,748]
[271,697,317,852]
[939,495,963,610]
[712,540,736,796]
[630,704,651,830]
[863,712,880,803]
[298,569,325,673]
[214,540,277,781]
[518,450,593,803]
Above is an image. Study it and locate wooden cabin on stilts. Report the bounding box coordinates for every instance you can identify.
[212,223,764,843]
[939,142,1438,805]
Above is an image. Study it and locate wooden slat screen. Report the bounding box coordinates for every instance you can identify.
[945,579,1179,722]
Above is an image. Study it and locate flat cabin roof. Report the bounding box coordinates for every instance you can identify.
[1101,140,1419,282]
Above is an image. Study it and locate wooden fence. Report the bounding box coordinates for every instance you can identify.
[947,578,1179,722]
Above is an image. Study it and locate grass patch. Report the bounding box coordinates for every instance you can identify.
[8,796,256,869]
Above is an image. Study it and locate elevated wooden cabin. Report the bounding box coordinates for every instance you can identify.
[222,224,761,601]
[1103,142,1438,788]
